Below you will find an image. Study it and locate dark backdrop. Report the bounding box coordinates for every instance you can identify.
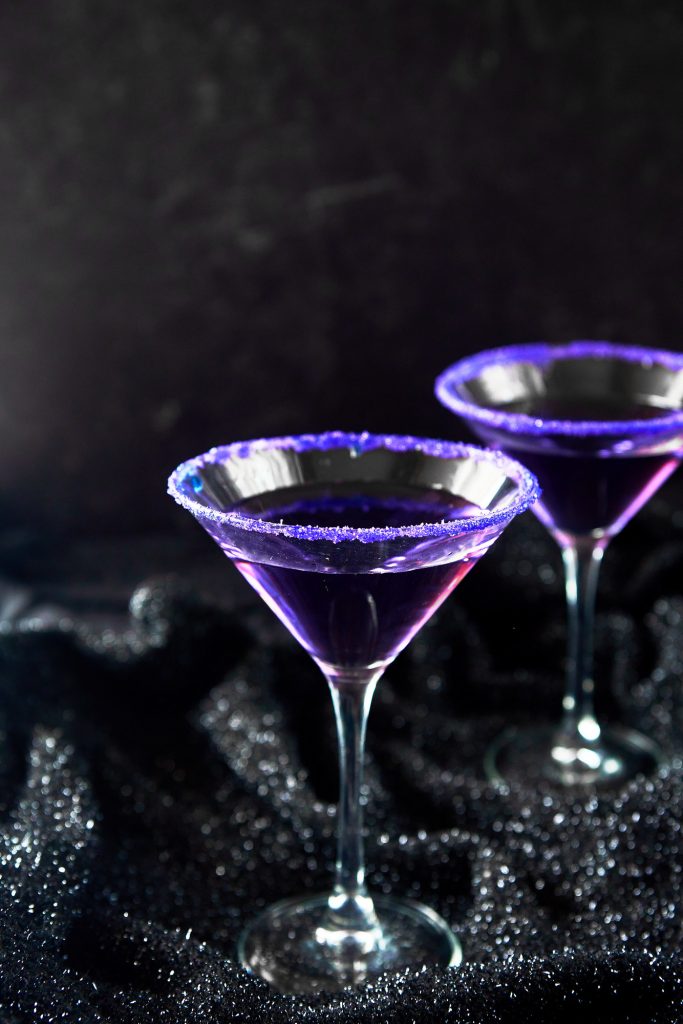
[1,1,682,540]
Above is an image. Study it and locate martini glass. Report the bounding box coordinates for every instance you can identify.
[168,431,538,993]
[436,341,683,788]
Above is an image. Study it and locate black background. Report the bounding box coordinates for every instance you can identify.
[1,1,682,542]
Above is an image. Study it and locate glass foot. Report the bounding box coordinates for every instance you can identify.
[238,893,461,994]
[485,723,662,788]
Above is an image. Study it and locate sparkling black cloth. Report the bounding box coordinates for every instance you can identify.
[1,505,683,1022]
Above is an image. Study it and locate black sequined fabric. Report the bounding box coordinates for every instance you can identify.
[1,506,683,1022]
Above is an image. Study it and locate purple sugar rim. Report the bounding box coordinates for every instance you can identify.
[435,340,683,436]
[167,431,540,543]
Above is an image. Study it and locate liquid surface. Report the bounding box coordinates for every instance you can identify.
[502,396,670,422]
[230,483,484,674]
[481,394,682,539]
[234,481,481,529]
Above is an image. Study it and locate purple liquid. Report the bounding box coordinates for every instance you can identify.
[487,397,681,539]
[230,482,481,672]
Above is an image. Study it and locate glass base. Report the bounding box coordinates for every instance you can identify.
[238,893,461,994]
[485,723,662,788]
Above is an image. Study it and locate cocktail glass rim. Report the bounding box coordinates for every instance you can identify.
[167,430,540,542]
[435,340,683,436]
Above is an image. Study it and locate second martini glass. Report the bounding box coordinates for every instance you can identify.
[436,341,683,787]
[168,432,538,993]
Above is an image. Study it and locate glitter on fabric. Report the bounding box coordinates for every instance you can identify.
[167,433,540,542]
[0,506,682,1020]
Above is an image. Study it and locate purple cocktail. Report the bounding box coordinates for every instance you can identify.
[436,341,683,787]
[168,432,539,993]
[232,483,478,675]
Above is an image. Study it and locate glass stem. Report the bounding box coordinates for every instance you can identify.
[324,670,382,938]
[558,536,607,747]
